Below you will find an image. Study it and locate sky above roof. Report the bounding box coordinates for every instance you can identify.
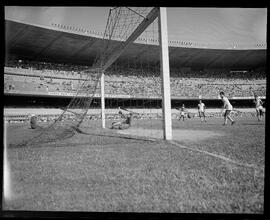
[5,6,267,46]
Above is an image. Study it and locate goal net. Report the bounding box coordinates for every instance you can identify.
[22,7,168,146]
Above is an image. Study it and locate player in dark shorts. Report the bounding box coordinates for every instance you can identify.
[111,110,132,130]
[30,114,37,129]
[178,104,186,121]
[120,112,132,129]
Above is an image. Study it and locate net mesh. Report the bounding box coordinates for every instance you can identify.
[23,7,162,146]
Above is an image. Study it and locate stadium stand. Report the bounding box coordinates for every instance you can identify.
[4,58,266,98]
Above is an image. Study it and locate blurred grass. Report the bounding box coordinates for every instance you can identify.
[3,118,264,212]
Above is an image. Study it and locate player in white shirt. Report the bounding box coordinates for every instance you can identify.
[219,92,235,126]
[254,94,264,121]
[198,100,206,123]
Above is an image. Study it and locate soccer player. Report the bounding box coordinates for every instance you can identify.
[120,112,132,129]
[254,94,264,121]
[30,114,37,129]
[219,92,235,126]
[198,99,206,123]
[111,110,132,129]
[178,104,186,121]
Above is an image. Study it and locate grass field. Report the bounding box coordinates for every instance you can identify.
[3,117,265,213]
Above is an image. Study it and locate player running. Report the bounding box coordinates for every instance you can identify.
[198,99,206,123]
[111,108,133,129]
[219,92,235,126]
[254,94,264,121]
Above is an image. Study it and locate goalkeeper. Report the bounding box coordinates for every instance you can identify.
[111,108,133,130]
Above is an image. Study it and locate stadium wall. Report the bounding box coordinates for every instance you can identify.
[4,93,265,109]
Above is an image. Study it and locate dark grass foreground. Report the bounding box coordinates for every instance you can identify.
[3,118,264,213]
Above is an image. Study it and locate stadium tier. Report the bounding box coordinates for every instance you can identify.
[4,59,266,99]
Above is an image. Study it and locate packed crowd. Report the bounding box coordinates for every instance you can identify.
[4,58,266,98]
[5,57,90,78]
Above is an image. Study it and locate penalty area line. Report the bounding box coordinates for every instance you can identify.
[170,140,260,170]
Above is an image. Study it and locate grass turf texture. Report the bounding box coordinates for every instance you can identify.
[3,118,264,212]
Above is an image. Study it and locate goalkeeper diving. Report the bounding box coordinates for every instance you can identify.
[111,107,133,130]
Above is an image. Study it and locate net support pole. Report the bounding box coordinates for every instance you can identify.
[101,71,105,128]
[158,7,172,140]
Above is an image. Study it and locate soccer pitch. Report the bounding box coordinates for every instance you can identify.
[3,117,265,213]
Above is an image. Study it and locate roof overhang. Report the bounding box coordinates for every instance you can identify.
[5,20,266,69]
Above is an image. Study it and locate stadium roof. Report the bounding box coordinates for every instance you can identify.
[5,7,267,46]
[5,19,266,70]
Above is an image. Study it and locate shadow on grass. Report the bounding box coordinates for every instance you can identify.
[8,124,76,149]
[8,125,159,149]
[74,126,158,143]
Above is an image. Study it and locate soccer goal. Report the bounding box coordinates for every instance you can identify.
[23,7,172,146]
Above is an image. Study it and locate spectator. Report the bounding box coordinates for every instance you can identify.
[4,58,266,98]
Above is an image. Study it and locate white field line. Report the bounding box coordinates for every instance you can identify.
[170,140,261,170]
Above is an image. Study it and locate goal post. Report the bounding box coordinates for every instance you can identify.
[158,7,172,140]
[100,7,172,140]
[100,71,105,128]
